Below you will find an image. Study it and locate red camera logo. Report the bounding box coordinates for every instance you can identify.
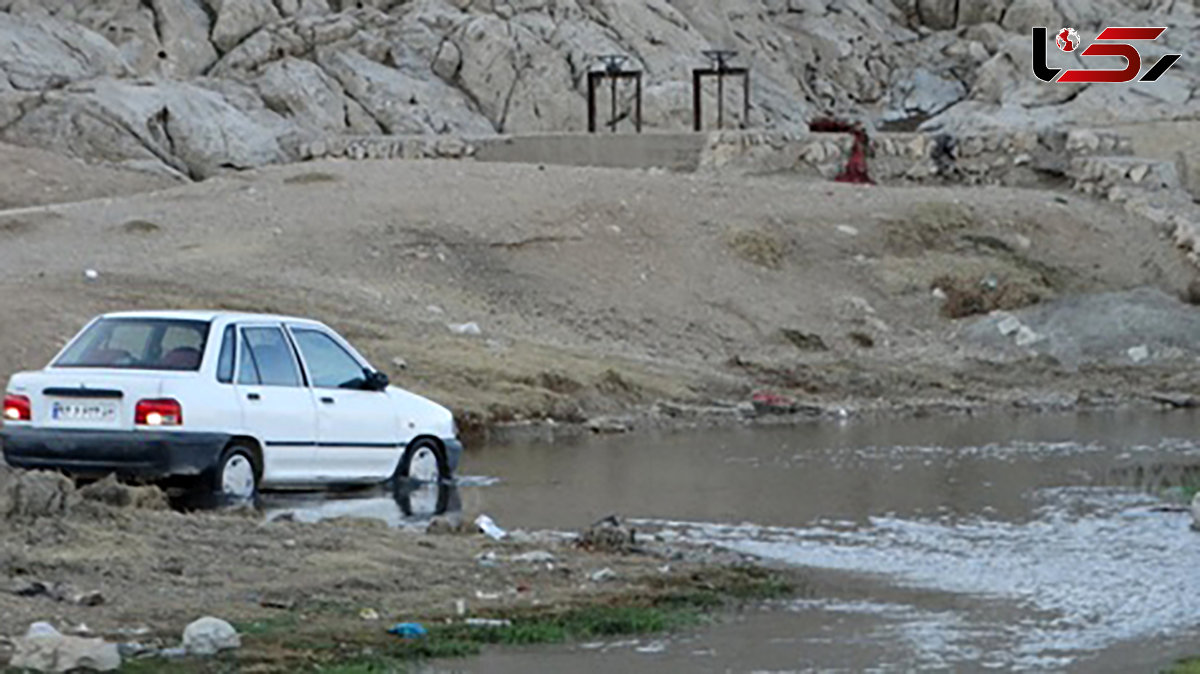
[1033,26,1182,84]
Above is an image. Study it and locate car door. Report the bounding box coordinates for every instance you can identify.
[234,324,319,485]
[287,325,400,483]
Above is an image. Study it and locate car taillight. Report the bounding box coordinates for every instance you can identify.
[135,398,182,426]
[2,394,31,422]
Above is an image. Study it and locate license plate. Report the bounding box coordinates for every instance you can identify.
[50,400,119,424]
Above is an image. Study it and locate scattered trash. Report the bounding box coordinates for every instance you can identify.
[590,567,618,582]
[835,224,859,236]
[1014,326,1042,347]
[390,356,408,370]
[454,599,467,616]
[83,269,99,280]
[931,287,947,300]
[426,305,445,315]
[73,590,105,607]
[182,617,241,656]
[448,322,482,336]
[464,618,512,628]
[26,623,60,638]
[359,608,380,621]
[750,391,799,415]
[1127,344,1150,363]
[11,622,121,672]
[511,550,556,563]
[586,416,633,434]
[158,646,188,659]
[388,623,428,639]
[636,641,667,654]
[475,590,502,600]
[476,551,500,567]
[475,514,507,540]
[996,315,1022,337]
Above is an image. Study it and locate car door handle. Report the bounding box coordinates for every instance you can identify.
[247,393,261,401]
[320,396,335,405]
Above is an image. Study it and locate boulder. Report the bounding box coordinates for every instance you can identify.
[182,617,241,656]
[0,79,286,179]
[152,0,221,77]
[0,12,127,90]
[253,57,354,135]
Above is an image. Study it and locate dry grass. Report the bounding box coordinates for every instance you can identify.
[932,274,1043,318]
[728,229,786,269]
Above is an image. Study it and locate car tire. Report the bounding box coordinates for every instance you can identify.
[212,443,260,501]
[395,439,448,484]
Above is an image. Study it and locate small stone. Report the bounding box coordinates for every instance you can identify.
[1014,234,1032,250]
[182,617,241,656]
[586,416,632,434]
[1127,345,1150,363]
[390,356,407,370]
[360,608,380,621]
[448,322,482,336]
[1129,164,1150,184]
[835,224,859,236]
[73,590,105,607]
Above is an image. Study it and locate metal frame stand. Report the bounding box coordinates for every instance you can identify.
[587,55,643,133]
[692,50,750,131]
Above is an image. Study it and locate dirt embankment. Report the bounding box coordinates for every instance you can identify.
[0,466,770,670]
[1,158,1198,434]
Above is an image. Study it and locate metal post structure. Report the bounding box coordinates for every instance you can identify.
[586,55,643,134]
[692,49,750,132]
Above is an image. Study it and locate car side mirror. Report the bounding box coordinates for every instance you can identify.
[364,369,389,391]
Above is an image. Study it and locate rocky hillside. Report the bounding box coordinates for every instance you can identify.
[0,0,1195,180]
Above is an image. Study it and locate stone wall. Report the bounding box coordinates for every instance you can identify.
[297,126,1200,268]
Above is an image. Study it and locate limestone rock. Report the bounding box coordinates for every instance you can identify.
[0,12,127,89]
[211,0,283,54]
[182,617,241,656]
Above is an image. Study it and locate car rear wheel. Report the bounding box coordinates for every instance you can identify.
[396,439,447,484]
[214,444,260,501]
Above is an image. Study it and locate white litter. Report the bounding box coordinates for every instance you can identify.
[475,514,507,540]
[465,618,512,628]
[449,322,482,336]
[996,315,1022,336]
[1128,345,1150,363]
[1015,326,1042,347]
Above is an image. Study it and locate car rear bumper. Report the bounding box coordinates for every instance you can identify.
[442,437,463,474]
[1,427,229,479]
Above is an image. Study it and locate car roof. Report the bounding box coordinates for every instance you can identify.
[100,310,324,325]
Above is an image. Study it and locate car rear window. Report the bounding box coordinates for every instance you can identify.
[53,318,211,371]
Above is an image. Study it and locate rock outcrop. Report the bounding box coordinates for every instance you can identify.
[0,0,1195,177]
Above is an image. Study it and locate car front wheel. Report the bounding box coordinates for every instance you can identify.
[396,439,447,484]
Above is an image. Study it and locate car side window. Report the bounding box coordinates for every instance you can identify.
[216,325,236,384]
[292,329,366,389]
[240,327,301,387]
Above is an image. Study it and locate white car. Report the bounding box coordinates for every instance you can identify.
[0,311,462,499]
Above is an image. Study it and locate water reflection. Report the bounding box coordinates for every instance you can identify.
[260,480,462,528]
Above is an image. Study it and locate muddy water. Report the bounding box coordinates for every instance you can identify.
[272,410,1200,671]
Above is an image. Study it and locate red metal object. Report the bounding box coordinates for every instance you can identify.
[808,117,874,185]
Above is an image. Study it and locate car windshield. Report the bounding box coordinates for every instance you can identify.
[53,318,211,371]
